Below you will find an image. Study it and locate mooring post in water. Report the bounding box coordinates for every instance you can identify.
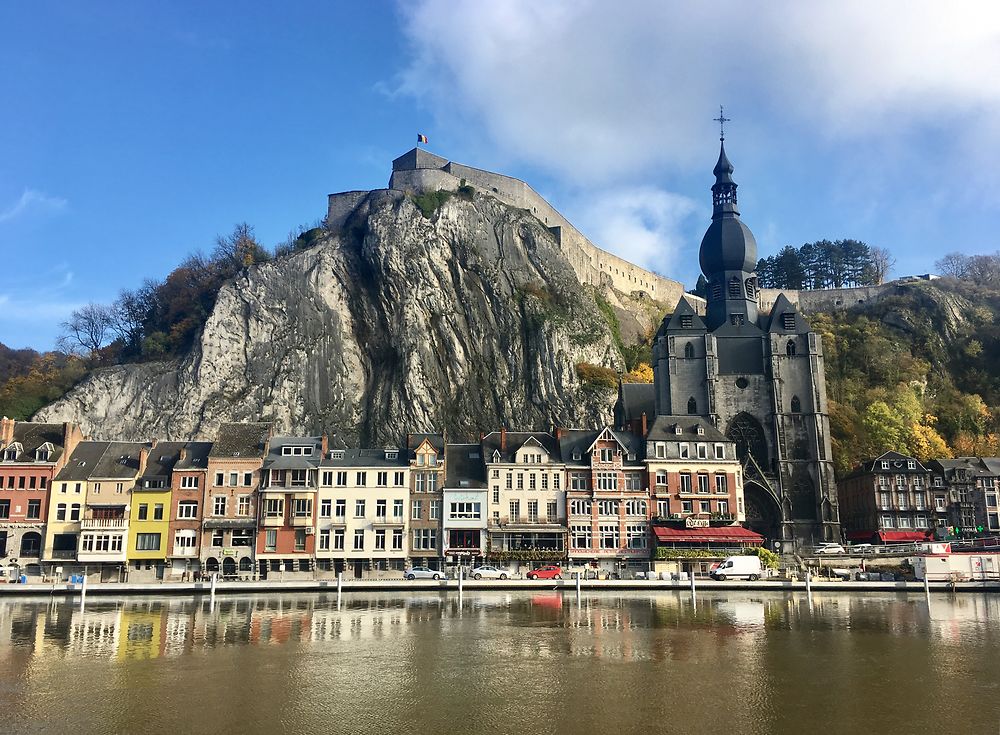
[337,572,343,608]
[79,573,87,610]
[210,572,217,607]
[689,567,696,596]
[458,565,464,601]
[805,569,812,603]
[576,571,582,600]
[924,572,931,602]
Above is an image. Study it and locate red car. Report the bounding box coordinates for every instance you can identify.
[526,565,562,580]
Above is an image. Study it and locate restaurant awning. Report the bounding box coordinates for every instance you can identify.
[652,525,764,546]
[878,531,932,543]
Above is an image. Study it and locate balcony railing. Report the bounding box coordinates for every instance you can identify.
[171,546,198,557]
[48,549,77,560]
[81,517,127,529]
[290,516,313,527]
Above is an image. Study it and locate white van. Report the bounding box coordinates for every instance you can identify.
[710,555,763,581]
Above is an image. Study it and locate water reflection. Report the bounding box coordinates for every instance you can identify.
[0,591,998,734]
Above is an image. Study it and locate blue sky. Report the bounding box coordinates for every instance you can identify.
[2,2,999,350]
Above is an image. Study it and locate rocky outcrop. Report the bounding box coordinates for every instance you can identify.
[36,190,625,443]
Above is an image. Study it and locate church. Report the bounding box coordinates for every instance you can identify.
[616,134,841,551]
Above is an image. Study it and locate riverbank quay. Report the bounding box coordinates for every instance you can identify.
[0,576,997,598]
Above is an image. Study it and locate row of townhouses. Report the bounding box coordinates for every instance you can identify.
[0,417,761,581]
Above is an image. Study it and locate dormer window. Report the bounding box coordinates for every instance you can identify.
[674,425,683,436]
[36,443,52,462]
[572,449,582,461]
[782,312,796,331]
[696,425,705,436]
[880,461,889,470]
[282,446,313,456]
[627,452,636,461]
[680,315,693,329]
[492,450,501,462]
[907,460,916,470]
[386,450,398,460]
[4,443,20,461]
[329,450,345,460]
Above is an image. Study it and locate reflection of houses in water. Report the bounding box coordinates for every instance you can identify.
[117,604,167,660]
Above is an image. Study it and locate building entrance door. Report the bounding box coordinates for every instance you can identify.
[353,561,363,579]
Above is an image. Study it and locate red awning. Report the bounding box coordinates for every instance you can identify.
[652,525,764,545]
[878,531,932,543]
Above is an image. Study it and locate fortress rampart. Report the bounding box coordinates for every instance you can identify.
[328,148,689,305]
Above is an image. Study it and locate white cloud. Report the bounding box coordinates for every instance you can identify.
[0,189,68,223]
[566,186,699,275]
[395,1,1000,183]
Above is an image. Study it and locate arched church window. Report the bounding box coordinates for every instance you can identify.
[728,277,742,298]
[791,395,802,414]
[684,342,694,359]
[744,278,755,299]
[727,413,769,470]
[687,397,697,414]
[786,340,796,357]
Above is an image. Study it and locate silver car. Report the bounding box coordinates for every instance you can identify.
[470,565,510,580]
[404,566,442,580]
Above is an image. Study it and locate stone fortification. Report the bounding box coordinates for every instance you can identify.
[759,283,897,315]
[329,148,691,306]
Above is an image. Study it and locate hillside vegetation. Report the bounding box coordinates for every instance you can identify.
[813,279,1000,475]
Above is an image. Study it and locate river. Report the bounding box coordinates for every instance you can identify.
[0,591,997,733]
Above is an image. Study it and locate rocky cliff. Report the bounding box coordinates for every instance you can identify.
[36,189,635,443]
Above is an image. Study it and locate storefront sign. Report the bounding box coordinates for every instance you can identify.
[685,517,710,528]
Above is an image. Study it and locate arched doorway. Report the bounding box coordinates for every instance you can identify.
[205,557,219,573]
[743,483,781,544]
[222,557,237,578]
[19,532,41,558]
[239,556,253,573]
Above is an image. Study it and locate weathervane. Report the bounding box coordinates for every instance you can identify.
[713,105,730,141]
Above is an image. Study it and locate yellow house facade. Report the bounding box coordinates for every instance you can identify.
[126,444,181,581]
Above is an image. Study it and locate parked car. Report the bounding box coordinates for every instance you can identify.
[710,555,763,581]
[470,565,510,580]
[526,565,562,580]
[814,543,846,555]
[850,543,875,554]
[404,566,442,580]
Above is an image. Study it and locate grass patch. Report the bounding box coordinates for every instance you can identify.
[411,190,453,218]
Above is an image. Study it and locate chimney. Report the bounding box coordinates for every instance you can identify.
[500,427,507,453]
[138,446,150,475]
[150,437,158,449]
[321,433,329,456]
[555,427,563,441]
[641,412,648,437]
[179,447,188,461]
[61,422,83,469]
[0,417,14,445]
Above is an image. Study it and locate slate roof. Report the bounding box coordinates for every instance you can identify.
[408,432,445,456]
[54,441,111,482]
[2,422,68,464]
[174,442,212,471]
[646,415,730,443]
[209,422,272,459]
[444,443,487,489]
[142,441,187,479]
[320,448,408,468]
[615,383,655,425]
[843,451,931,480]
[264,436,323,470]
[480,431,561,463]
[558,428,645,466]
[657,297,707,337]
[765,293,810,334]
[91,441,149,479]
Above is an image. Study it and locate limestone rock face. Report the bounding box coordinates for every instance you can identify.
[36,190,623,443]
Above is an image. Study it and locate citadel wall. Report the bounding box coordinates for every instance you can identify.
[331,151,691,305]
[759,284,897,315]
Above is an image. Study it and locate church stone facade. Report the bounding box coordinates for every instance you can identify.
[618,140,840,550]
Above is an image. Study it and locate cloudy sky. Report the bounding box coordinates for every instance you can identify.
[2,1,999,349]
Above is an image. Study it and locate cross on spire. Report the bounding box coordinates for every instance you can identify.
[713,105,730,141]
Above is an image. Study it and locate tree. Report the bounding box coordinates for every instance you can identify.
[936,252,970,278]
[59,303,112,355]
[869,246,895,284]
[213,222,270,270]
